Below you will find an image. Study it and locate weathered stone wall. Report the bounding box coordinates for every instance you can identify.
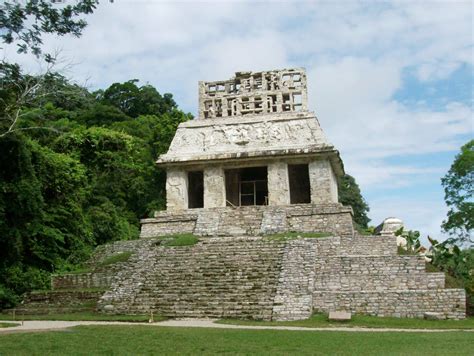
[272,239,317,320]
[308,237,465,320]
[51,272,114,290]
[340,235,398,256]
[13,290,103,315]
[22,290,103,307]
[268,161,290,205]
[285,205,354,237]
[204,167,226,208]
[140,203,354,237]
[329,163,338,203]
[313,256,446,291]
[166,169,188,211]
[140,212,197,238]
[313,289,466,319]
[309,159,338,204]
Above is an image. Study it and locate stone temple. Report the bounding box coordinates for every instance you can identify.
[141,68,352,238]
[15,68,466,321]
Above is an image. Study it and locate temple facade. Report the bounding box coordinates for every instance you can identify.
[141,68,354,237]
[159,68,340,210]
[27,68,464,321]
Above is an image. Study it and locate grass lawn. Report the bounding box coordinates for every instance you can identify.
[217,313,474,330]
[0,325,473,355]
[0,312,159,322]
[0,322,19,328]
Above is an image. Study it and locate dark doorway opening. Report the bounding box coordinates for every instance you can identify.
[188,171,204,208]
[288,164,311,204]
[225,166,268,206]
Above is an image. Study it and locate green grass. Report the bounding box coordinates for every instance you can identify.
[98,251,133,267]
[217,313,474,330]
[264,232,332,241]
[0,325,472,355]
[158,233,200,247]
[0,322,19,328]
[0,312,160,322]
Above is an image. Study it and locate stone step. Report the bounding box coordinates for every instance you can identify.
[339,236,398,256]
[314,272,445,291]
[315,255,427,274]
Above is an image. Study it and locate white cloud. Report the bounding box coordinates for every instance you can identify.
[2,0,472,239]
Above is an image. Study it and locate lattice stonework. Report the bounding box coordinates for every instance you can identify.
[198,68,308,119]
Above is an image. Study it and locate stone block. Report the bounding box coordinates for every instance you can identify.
[424,312,445,320]
[328,311,351,321]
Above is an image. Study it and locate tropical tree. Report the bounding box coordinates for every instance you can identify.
[441,140,473,244]
[0,0,98,58]
[338,174,370,229]
[99,80,177,118]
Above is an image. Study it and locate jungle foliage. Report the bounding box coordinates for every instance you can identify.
[441,139,473,244]
[338,174,370,229]
[0,69,191,308]
[0,0,98,59]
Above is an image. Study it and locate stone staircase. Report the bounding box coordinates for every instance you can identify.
[9,233,466,320]
[98,237,286,320]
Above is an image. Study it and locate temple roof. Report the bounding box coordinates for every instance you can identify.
[157,68,345,176]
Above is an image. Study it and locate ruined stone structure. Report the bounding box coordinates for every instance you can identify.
[10,68,466,321]
[143,68,348,236]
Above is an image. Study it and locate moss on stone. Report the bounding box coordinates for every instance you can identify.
[158,234,200,247]
[264,232,332,241]
[99,252,133,267]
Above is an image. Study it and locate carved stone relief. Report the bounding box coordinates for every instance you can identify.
[167,117,328,156]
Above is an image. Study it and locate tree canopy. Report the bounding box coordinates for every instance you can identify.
[338,174,371,229]
[441,139,473,244]
[0,70,191,308]
[0,0,98,59]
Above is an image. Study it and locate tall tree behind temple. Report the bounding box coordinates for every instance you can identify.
[441,140,473,244]
[338,174,370,229]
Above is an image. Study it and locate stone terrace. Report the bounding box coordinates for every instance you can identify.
[12,234,466,320]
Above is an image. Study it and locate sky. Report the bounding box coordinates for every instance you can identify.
[3,0,473,244]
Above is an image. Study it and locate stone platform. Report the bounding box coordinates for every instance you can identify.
[140,203,354,238]
[15,234,464,320]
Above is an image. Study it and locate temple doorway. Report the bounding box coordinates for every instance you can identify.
[288,164,311,204]
[225,166,268,206]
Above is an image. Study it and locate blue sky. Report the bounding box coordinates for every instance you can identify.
[4,0,473,244]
